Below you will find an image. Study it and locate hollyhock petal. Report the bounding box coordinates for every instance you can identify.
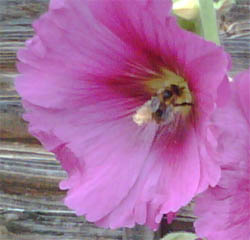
[216,76,232,107]
[24,101,159,226]
[16,73,81,108]
[196,139,221,193]
[92,127,200,229]
[63,121,157,222]
[152,126,201,215]
[194,70,250,240]
[87,0,172,49]
[16,0,230,229]
[159,21,230,93]
[234,70,250,124]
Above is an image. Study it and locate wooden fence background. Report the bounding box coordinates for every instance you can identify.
[0,0,249,239]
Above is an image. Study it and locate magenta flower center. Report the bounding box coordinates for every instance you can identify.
[133,69,193,126]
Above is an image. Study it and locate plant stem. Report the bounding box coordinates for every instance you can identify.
[198,0,220,45]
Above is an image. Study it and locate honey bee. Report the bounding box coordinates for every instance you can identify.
[133,84,193,126]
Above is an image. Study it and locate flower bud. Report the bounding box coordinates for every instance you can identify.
[173,0,199,20]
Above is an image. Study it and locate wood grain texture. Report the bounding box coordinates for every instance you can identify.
[0,0,250,239]
[0,141,125,240]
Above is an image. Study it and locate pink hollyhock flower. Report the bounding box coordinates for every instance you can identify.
[16,0,230,230]
[194,70,250,240]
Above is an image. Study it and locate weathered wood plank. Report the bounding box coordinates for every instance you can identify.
[0,0,48,73]
[0,210,123,240]
[218,3,250,73]
[0,142,64,196]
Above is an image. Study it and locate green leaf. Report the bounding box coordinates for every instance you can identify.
[161,232,200,240]
[198,0,220,45]
[177,17,197,33]
[172,0,199,20]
